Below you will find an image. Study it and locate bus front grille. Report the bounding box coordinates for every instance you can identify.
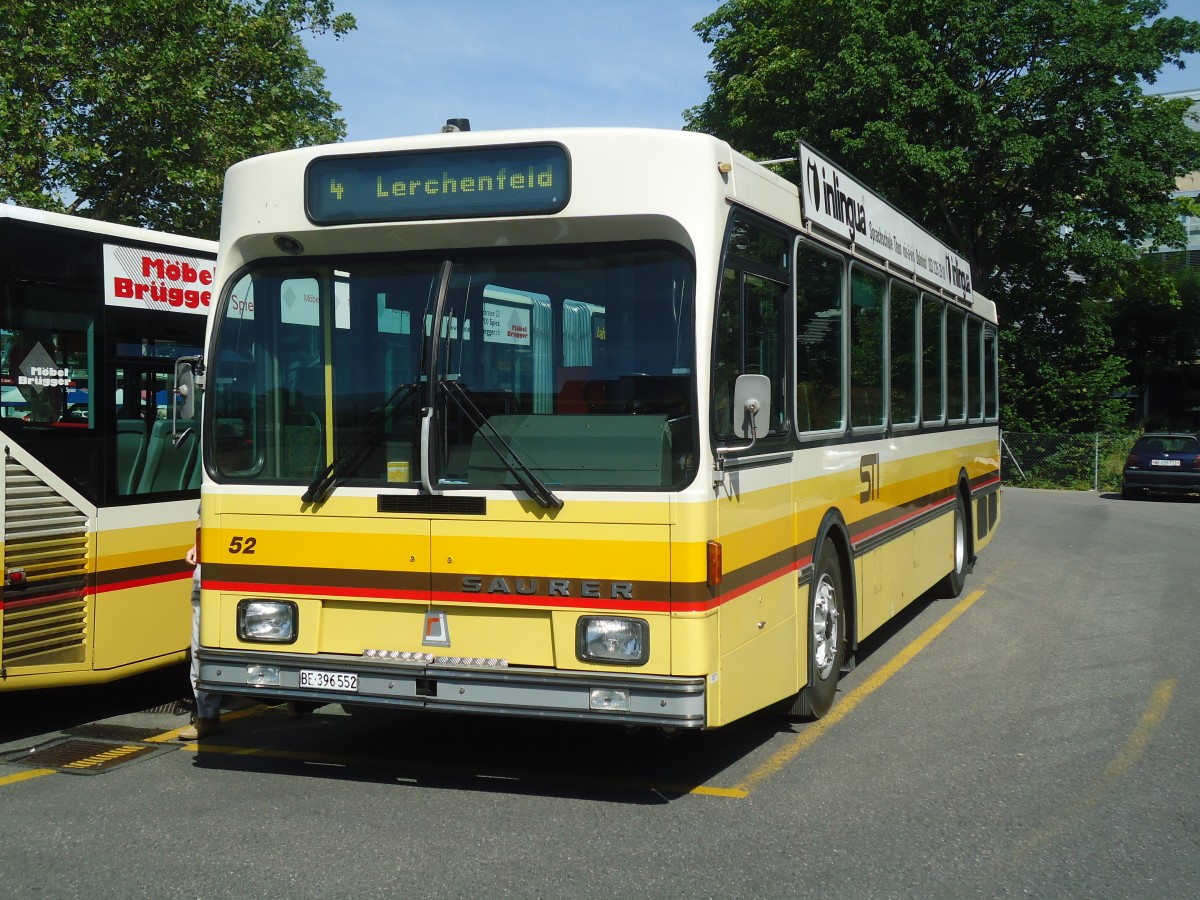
[2,459,90,667]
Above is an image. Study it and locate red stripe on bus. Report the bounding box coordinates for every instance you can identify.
[428,590,672,614]
[205,580,415,601]
[0,589,91,611]
[851,495,955,545]
[208,579,674,613]
[0,570,193,610]
[94,571,192,594]
[676,557,805,614]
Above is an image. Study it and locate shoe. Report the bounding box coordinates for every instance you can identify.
[286,701,314,719]
[178,717,223,741]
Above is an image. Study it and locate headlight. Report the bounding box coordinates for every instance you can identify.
[576,616,649,665]
[237,599,298,643]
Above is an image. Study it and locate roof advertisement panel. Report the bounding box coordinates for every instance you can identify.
[798,142,972,298]
[103,244,216,315]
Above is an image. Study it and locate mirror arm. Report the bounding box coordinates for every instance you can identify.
[713,399,760,478]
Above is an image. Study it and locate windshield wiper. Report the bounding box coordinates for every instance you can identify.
[439,380,563,510]
[302,381,420,504]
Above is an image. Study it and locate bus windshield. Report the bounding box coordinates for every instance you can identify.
[209,242,697,493]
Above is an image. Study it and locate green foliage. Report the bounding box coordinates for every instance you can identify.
[0,0,356,238]
[1002,431,1139,492]
[1111,256,1200,426]
[686,0,1200,432]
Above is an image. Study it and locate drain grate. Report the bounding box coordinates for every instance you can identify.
[3,738,172,775]
[144,699,194,716]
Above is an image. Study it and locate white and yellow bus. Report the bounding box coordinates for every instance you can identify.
[195,126,1000,729]
[0,204,215,690]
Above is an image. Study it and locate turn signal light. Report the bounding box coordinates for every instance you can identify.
[707,540,722,587]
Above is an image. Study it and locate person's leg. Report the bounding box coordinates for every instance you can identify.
[181,571,222,739]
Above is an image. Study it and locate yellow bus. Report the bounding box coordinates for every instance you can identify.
[195,126,1000,729]
[0,204,215,690]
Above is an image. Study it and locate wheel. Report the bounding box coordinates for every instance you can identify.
[789,539,845,719]
[932,492,969,599]
[1121,482,1140,501]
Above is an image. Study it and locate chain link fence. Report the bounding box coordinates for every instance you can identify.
[1001,431,1140,493]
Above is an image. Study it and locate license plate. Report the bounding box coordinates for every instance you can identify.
[1151,459,1181,467]
[300,669,358,692]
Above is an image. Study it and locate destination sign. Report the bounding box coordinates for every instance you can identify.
[306,144,570,224]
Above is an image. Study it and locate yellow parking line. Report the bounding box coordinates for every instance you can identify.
[145,704,272,744]
[165,582,997,798]
[0,767,57,787]
[4,573,998,797]
[1012,678,1177,862]
[167,587,988,800]
[734,588,988,796]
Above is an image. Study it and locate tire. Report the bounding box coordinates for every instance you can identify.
[932,492,969,599]
[790,539,845,719]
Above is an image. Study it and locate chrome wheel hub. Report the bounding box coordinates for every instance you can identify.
[812,573,840,680]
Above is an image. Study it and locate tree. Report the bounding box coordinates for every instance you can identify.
[1112,256,1200,427]
[685,0,1200,431]
[0,0,356,238]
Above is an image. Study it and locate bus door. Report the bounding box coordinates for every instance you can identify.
[711,214,797,723]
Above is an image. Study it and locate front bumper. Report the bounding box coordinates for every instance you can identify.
[198,648,708,728]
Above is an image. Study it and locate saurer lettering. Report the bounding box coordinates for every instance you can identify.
[462,576,633,600]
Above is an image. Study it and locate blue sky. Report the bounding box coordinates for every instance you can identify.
[307,0,1200,144]
[305,1,713,141]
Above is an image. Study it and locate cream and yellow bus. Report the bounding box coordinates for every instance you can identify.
[194,126,999,729]
[0,204,215,690]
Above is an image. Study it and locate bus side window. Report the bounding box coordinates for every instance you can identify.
[889,281,919,428]
[850,265,886,430]
[967,316,984,422]
[946,307,967,422]
[983,324,999,421]
[921,296,945,425]
[795,243,844,434]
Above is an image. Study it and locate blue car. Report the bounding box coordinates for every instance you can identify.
[1122,432,1200,500]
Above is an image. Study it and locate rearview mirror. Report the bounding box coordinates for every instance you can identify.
[732,373,771,439]
[174,357,197,421]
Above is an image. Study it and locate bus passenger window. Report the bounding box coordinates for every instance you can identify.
[795,245,844,434]
[850,266,885,429]
[984,325,999,421]
[967,317,984,422]
[3,328,82,426]
[890,282,919,427]
[921,296,945,425]
[946,307,967,422]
